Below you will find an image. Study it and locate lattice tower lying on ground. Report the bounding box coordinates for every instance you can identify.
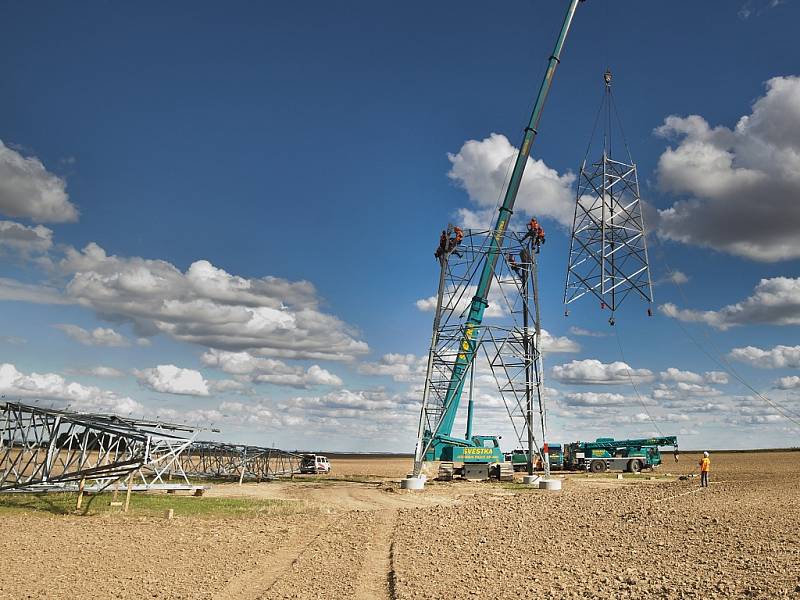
[0,401,302,492]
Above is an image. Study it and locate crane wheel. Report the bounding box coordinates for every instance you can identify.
[627,459,642,473]
[589,460,606,473]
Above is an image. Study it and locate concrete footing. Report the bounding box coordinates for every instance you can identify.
[538,478,562,491]
[522,475,541,485]
[400,475,426,490]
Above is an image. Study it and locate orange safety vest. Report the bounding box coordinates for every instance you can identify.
[699,457,710,472]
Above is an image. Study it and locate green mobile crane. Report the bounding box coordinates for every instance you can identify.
[563,436,679,473]
[412,0,585,481]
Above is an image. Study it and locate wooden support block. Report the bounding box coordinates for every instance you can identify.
[124,472,134,513]
[75,477,86,511]
[165,508,174,519]
[109,501,123,507]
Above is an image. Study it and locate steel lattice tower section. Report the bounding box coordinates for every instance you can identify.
[564,71,654,322]
[414,228,549,477]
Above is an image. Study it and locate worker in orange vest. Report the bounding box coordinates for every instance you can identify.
[698,451,710,487]
[446,226,464,257]
[525,218,546,253]
[434,230,448,259]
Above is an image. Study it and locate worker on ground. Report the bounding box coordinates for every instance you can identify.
[434,230,448,259]
[698,451,710,487]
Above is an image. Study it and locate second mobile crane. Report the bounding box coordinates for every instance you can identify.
[408,0,585,486]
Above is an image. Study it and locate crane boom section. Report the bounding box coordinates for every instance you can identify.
[435,0,582,438]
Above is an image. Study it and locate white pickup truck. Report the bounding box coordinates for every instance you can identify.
[299,454,331,474]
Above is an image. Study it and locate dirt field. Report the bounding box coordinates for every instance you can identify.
[0,452,798,599]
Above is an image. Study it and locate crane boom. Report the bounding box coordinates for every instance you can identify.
[419,0,583,463]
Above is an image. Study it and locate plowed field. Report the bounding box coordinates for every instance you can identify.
[0,452,797,599]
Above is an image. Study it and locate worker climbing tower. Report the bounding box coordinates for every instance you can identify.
[564,70,653,323]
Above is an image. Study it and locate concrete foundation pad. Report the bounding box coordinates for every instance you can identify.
[538,478,562,491]
[522,475,541,485]
[400,477,426,490]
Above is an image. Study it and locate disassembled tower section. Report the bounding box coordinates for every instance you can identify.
[0,400,200,493]
[564,70,654,323]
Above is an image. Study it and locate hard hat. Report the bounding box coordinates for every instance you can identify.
[703,451,709,457]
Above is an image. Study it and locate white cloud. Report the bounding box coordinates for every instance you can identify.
[774,376,800,390]
[653,76,800,261]
[134,364,210,396]
[358,353,427,383]
[0,362,140,414]
[659,277,800,329]
[0,141,78,222]
[540,330,580,354]
[208,379,250,394]
[704,371,729,385]
[728,344,800,368]
[562,392,629,406]
[278,389,419,431]
[738,0,787,20]
[208,388,420,439]
[618,412,690,423]
[660,368,729,385]
[0,277,73,305]
[551,359,654,385]
[57,244,368,361]
[447,133,576,228]
[660,368,704,384]
[652,382,724,400]
[415,285,506,318]
[0,220,53,253]
[668,271,689,285]
[65,366,126,378]
[55,324,129,347]
[568,326,608,338]
[201,349,342,388]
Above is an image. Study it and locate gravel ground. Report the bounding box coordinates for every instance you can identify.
[0,452,797,599]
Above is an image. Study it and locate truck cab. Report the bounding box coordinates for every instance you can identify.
[299,454,331,474]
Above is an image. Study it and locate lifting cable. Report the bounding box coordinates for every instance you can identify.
[613,326,665,436]
[653,239,800,428]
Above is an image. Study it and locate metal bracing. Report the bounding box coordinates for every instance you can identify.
[0,401,198,492]
[178,442,302,481]
[414,228,548,473]
[564,70,653,317]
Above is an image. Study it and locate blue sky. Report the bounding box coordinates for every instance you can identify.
[0,0,798,451]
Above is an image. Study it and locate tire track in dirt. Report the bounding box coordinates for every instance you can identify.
[257,509,398,600]
[214,519,333,600]
[353,509,397,600]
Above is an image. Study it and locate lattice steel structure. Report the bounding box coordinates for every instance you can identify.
[0,401,199,492]
[415,228,549,474]
[179,442,302,481]
[564,70,653,318]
